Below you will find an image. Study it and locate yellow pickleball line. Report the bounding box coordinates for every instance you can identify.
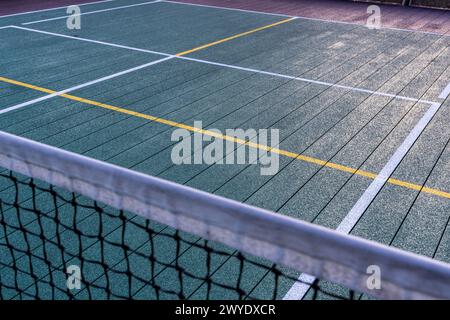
[176,17,296,56]
[1,76,449,200]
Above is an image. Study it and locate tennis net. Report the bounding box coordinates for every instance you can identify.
[1,130,450,300]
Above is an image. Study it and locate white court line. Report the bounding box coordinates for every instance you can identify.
[0,0,117,19]
[179,55,439,105]
[0,25,13,30]
[0,55,174,115]
[439,82,450,99]
[163,0,293,18]
[9,26,440,106]
[282,274,316,300]
[162,0,450,38]
[22,0,162,25]
[338,103,444,233]
[11,25,172,57]
[284,100,444,299]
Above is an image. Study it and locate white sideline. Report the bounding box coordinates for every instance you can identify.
[0,0,117,18]
[283,274,315,300]
[338,109,445,233]
[8,26,440,107]
[0,56,174,115]
[439,82,450,99]
[285,99,445,299]
[22,0,162,25]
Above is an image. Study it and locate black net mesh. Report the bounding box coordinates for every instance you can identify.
[0,170,357,300]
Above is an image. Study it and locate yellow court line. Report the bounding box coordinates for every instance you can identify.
[175,17,296,56]
[1,76,450,201]
[0,77,55,94]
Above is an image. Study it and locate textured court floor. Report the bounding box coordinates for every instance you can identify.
[1,0,450,299]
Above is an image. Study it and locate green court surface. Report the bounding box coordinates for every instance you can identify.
[1,0,450,300]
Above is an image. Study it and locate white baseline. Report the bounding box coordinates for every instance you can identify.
[22,0,162,25]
